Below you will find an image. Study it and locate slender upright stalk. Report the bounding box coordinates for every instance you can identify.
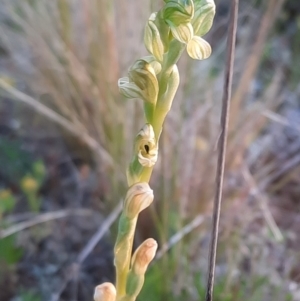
[94,1,217,301]
[205,1,238,301]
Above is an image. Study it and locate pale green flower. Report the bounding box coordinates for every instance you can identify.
[163,0,194,44]
[135,124,158,167]
[187,36,212,60]
[186,0,215,60]
[118,58,160,105]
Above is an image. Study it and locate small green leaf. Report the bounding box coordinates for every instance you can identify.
[0,189,16,214]
[187,36,211,60]
[32,160,46,183]
[0,236,23,265]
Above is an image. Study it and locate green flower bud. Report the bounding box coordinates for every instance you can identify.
[163,0,194,27]
[144,13,164,62]
[94,283,116,301]
[170,22,194,44]
[187,36,211,60]
[119,58,160,105]
[192,0,215,36]
[128,59,159,105]
[124,183,154,219]
[135,124,158,167]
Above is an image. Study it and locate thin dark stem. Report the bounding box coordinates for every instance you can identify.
[205,1,239,301]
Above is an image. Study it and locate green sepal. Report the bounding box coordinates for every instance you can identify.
[126,270,144,299]
[163,0,194,27]
[129,59,159,105]
[119,57,161,103]
[154,10,171,52]
[169,22,193,43]
[192,0,215,36]
[118,77,144,99]
[144,14,165,62]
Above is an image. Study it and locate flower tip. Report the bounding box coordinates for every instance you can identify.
[94,283,116,301]
[124,183,154,219]
[132,238,158,275]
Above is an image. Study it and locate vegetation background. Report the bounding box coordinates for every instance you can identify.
[0,0,300,300]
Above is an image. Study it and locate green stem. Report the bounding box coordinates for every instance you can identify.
[115,214,138,299]
[115,39,185,299]
[161,40,185,79]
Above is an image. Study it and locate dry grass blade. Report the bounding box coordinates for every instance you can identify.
[50,202,122,301]
[155,214,205,260]
[260,153,300,189]
[0,79,114,166]
[230,0,286,128]
[77,200,122,263]
[243,167,284,242]
[262,109,300,133]
[205,1,239,300]
[0,209,92,239]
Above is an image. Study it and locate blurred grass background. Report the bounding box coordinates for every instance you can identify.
[0,0,300,300]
